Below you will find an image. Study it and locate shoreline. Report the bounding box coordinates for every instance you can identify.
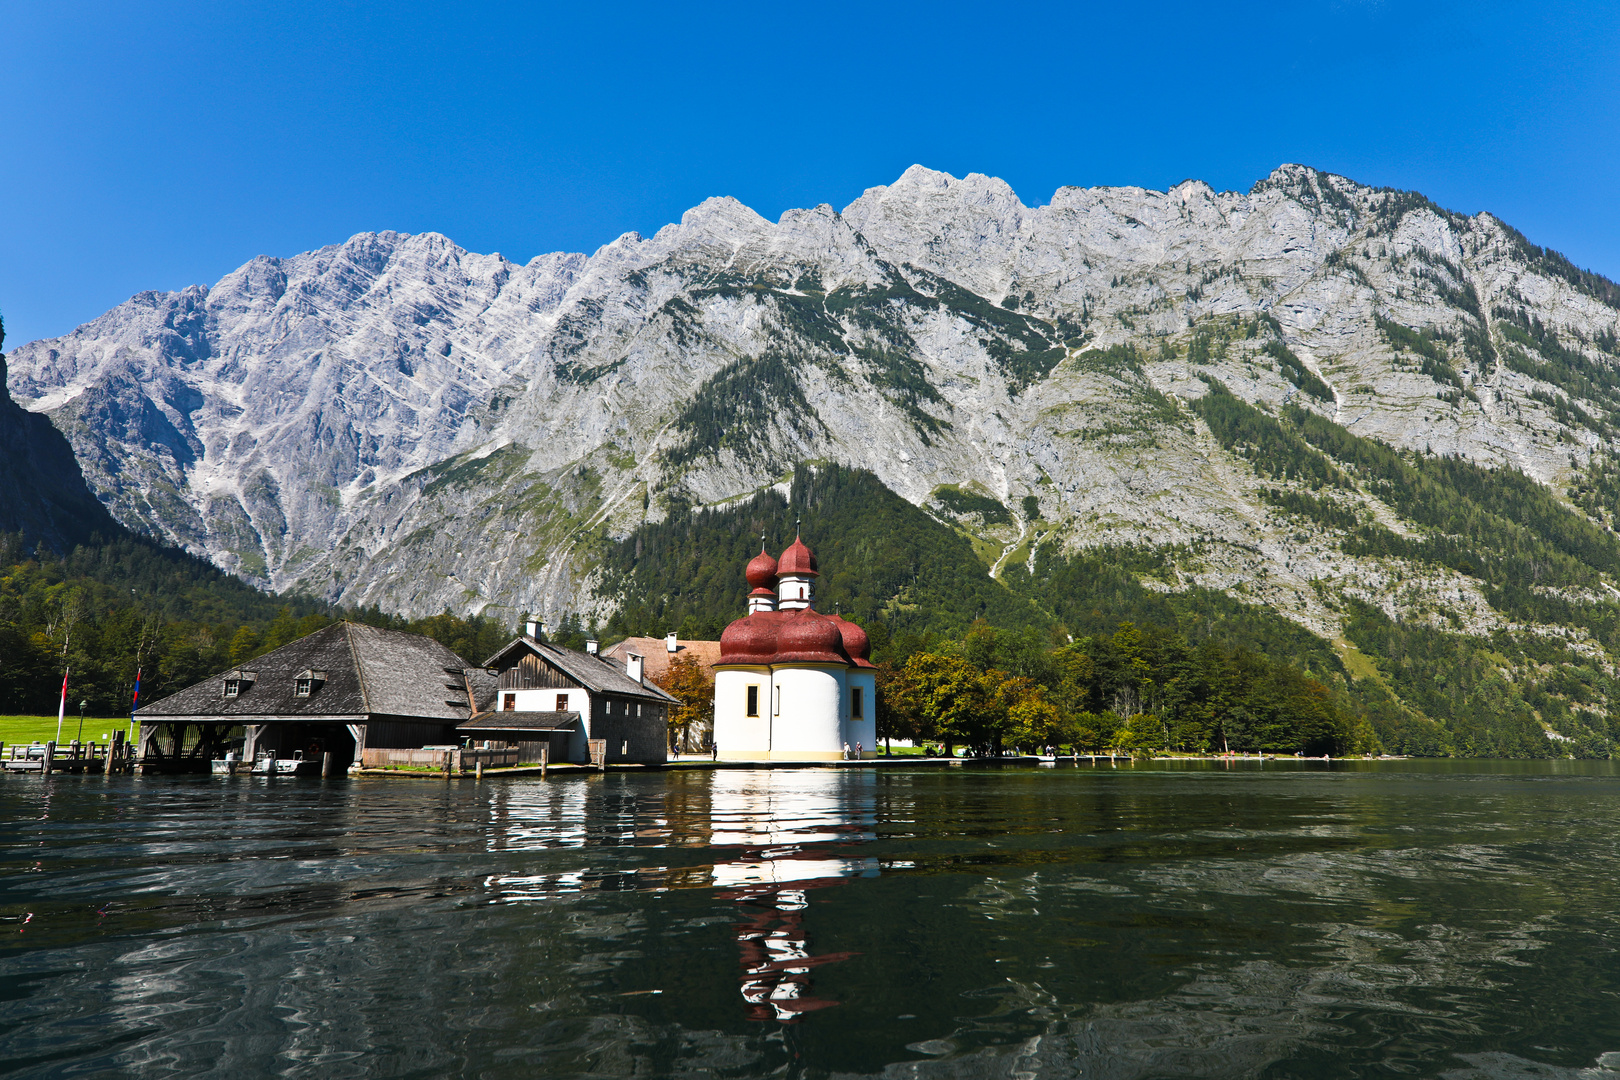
[350,752,1413,779]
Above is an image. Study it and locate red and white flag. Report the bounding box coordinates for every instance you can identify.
[55,668,70,743]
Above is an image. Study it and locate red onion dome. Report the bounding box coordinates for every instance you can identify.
[772,611,850,665]
[777,536,818,577]
[745,547,779,590]
[827,615,871,663]
[719,613,778,664]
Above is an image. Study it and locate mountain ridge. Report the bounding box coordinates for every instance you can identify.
[10,164,1620,661]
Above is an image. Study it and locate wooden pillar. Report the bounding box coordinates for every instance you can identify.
[540,745,548,779]
[42,741,55,775]
[243,724,261,762]
[322,751,334,777]
[105,730,122,775]
[137,723,160,773]
[346,724,366,772]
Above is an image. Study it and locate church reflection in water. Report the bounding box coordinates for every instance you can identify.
[707,769,878,1022]
[478,768,882,1023]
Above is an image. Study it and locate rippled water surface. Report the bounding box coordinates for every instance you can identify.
[6,760,1620,1078]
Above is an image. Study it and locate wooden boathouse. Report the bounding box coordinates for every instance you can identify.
[134,622,496,773]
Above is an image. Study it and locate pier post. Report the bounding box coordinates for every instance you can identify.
[322,751,334,777]
[43,741,55,776]
[475,760,483,782]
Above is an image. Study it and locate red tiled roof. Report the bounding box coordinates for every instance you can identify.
[717,608,871,667]
[600,637,724,683]
[777,536,818,577]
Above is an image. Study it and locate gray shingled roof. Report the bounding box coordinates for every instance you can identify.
[459,710,582,731]
[140,621,479,721]
[481,638,679,704]
[465,666,500,712]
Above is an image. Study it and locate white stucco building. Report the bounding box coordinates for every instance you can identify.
[712,534,878,760]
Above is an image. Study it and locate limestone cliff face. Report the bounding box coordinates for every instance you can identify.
[9,165,1620,644]
[0,352,118,549]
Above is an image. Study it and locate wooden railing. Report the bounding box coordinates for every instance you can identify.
[361,746,522,771]
[2,736,133,775]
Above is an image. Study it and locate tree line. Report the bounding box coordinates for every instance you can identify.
[0,530,515,716]
[878,620,1373,757]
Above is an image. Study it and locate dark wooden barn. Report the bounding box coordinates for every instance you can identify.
[135,622,493,773]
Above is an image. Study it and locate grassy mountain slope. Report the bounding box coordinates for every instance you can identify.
[600,457,1612,758]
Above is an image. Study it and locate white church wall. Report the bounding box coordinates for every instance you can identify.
[844,669,877,757]
[714,666,772,759]
[771,665,846,759]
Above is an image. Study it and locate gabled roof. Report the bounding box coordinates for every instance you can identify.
[140,621,479,721]
[482,637,679,704]
[466,666,500,713]
[600,637,723,683]
[459,710,582,731]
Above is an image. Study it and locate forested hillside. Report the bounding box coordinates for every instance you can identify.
[0,530,514,715]
[601,463,1610,758]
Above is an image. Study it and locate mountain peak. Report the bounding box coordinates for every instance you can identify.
[9,164,1620,698]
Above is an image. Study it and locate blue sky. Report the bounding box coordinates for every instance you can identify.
[2,0,1618,348]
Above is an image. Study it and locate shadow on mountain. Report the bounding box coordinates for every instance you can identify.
[0,352,121,551]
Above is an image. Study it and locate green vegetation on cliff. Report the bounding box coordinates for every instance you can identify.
[603,451,1617,759]
[0,530,514,716]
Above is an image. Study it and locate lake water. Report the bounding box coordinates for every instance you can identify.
[5,760,1620,1079]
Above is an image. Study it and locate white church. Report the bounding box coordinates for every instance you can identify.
[713,533,879,760]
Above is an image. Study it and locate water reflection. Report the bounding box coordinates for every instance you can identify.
[8,762,1620,1078]
[707,770,879,1021]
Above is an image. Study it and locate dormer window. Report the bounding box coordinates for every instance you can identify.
[222,669,257,699]
[294,669,327,698]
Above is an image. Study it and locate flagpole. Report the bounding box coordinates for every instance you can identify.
[129,668,142,744]
[55,667,70,743]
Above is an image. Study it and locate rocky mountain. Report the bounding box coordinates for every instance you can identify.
[0,318,120,549]
[10,165,1620,668]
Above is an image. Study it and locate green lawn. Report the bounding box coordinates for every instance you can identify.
[0,715,138,746]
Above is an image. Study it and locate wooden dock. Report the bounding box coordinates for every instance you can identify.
[2,732,134,775]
